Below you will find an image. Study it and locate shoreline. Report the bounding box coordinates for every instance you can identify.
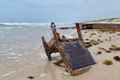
[0,21,120,80]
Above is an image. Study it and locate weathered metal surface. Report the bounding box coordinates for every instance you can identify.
[63,41,96,70]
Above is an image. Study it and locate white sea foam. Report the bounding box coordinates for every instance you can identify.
[0,22,47,26]
[0,22,73,27]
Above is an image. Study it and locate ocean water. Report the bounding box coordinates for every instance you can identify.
[0,23,50,61]
[0,23,54,78]
[0,23,79,79]
[0,23,75,63]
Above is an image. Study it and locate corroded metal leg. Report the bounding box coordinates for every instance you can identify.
[54,59,64,67]
[47,52,52,61]
[41,36,52,61]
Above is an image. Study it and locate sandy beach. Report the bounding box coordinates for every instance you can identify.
[0,23,120,80]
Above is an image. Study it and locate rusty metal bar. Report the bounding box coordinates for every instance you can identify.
[75,23,85,46]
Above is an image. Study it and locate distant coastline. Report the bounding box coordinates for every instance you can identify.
[0,17,120,26]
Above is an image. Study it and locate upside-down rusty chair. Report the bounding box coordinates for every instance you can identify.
[41,22,96,75]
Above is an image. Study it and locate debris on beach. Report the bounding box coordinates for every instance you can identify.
[106,50,111,53]
[109,44,120,51]
[2,18,120,80]
[96,51,102,55]
[117,33,120,36]
[97,39,101,42]
[41,22,96,75]
[84,39,102,48]
[98,47,111,53]
[84,42,92,48]
[90,39,99,45]
[90,33,96,37]
[27,76,35,79]
[98,35,101,37]
[85,38,89,41]
[111,44,117,48]
[105,39,108,41]
[113,56,120,62]
[97,39,103,43]
[103,60,113,65]
[100,40,103,43]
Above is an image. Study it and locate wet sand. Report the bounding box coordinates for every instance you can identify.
[1,27,120,80]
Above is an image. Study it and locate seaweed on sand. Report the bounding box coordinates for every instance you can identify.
[109,44,120,50]
[84,39,100,48]
[97,39,103,43]
[103,60,113,65]
[85,38,89,41]
[90,40,99,45]
[90,33,96,37]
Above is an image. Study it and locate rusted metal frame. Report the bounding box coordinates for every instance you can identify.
[50,22,60,43]
[57,44,83,76]
[75,23,85,47]
[41,36,52,61]
[57,44,73,73]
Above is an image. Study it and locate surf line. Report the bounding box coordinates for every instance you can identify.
[0,71,16,79]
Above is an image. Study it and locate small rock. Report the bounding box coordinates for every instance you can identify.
[100,41,103,43]
[97,51,102,55]
[106,50,111,53]
[113,56,120,62]
[97,39,100,41]
[85,39,89,41]
[84,42,92,48]
[27,76,34,79]
[91,33,96,36]
[90,40,99,45]
[105,39,108,41]
[97,39,103,43]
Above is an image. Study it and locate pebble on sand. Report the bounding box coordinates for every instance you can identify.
[97,51,102,55]
[27,76,35,79]
[113,56,120,62]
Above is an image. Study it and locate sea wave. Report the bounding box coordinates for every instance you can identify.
[0,22,74,27]
[0,22,49,25]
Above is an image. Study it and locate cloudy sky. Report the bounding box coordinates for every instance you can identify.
[0,0,120,22]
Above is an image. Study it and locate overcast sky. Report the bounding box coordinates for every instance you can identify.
[0,0,120,22]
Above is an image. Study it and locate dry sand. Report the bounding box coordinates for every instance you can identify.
[1,29,120,80]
